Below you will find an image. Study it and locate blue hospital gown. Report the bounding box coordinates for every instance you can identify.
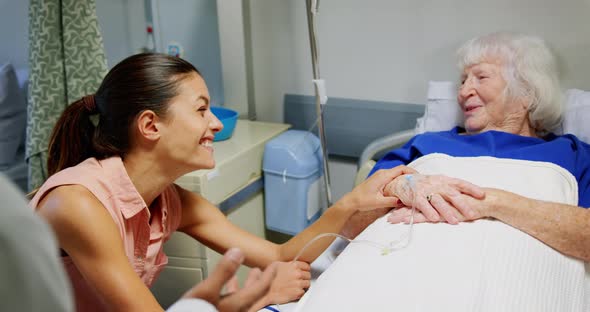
[370,127,590,207]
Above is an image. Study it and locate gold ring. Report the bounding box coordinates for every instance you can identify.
[426,194,433,202]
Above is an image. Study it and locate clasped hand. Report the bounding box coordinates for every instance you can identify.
[384,173,486,224]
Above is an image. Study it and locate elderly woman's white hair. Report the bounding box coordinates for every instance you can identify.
[456,32,563,133]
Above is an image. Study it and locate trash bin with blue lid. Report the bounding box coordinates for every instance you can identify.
[263,130,326,235]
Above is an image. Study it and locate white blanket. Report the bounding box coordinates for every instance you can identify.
[295,154,589,312]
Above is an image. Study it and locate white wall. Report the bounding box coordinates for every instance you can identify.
[217,0,249,115]
[5,0,588,118]
[96,0,147,67]
[0,0,29,68]
[247,0,590,123]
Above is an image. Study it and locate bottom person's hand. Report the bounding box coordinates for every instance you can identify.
[181,248,277,312]
[387,188,499,224]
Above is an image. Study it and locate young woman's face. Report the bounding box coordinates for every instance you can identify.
[159,73,222,171]
[457,59,529,134]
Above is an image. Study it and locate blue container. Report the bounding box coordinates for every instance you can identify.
[263,130,325,235]
[211,106,238,141]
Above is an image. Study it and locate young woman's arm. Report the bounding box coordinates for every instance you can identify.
[176,165,414,266]
[175,185,305,307]
[175,185,279,267]
[37,185,164,312]
[176,166,411,307]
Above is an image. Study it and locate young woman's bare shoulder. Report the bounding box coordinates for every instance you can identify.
[36,185,107,228]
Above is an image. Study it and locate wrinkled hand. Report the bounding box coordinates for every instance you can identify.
[384,174,485,224]
[341,165,417,212]
[265,261,311,304]
[181,248,277,312]
[388,187,499,224]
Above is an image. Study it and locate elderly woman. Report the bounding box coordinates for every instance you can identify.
[343,32,590,262]
[295,32,590,312]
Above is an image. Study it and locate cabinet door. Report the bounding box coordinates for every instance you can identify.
[162,232,207,258]
[150,257,205,309]
[151,193,265,307]
[205,192,266,284]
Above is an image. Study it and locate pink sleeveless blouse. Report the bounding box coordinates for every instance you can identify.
[30,157,182,311]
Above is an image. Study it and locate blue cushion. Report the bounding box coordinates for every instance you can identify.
[0,63,27,190]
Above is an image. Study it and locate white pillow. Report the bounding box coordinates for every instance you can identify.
[415,81,463,133]
[416,81,590,143]
[563,89,590,143]
[296,154,588,312]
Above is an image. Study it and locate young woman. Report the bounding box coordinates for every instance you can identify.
[31,53,412,311]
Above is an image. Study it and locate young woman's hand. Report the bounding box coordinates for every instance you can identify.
[266,261,311,303]
[246,261,311,311]
[339,165,417,212]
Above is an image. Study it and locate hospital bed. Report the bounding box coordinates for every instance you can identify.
[275,83,590,312]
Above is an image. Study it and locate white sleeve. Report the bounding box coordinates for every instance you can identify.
[166,299,218,312]
[0,174,75,312]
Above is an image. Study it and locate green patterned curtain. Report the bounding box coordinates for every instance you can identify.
[27,0,108,190]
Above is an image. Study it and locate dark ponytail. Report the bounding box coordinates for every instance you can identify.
[47,96,97,176]
[46,53,200,176]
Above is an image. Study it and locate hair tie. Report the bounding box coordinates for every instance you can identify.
[82,94,96,113]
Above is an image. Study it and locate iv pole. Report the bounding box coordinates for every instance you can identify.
[305,0,332,207]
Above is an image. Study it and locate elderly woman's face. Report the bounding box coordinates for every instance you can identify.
[458,60,527,134]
